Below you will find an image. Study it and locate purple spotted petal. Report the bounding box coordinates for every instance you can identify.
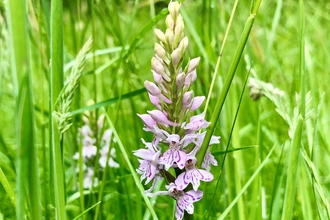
[202,149,218,171]
[175,166,214,191]
[160,148,187,170]
[175,189,203,220]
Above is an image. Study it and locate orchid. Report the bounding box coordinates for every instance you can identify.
[175,157,213,191]
[134,1,220,219]
[74,114,119,189]
[147,183,203,220]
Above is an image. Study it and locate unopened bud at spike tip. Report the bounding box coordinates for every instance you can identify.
[168,1,181,19]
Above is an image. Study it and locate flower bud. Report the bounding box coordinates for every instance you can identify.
[171,48,181,67]
[151,57,165,74]
[184,70,197,87]
[144,80,161,96]
[152,70,162,84]
[191,96,205,111]
[168,1,180,20]
[162,67,171,82]
[137,114,157,128]
[165,29,174,46]
[154,28,166,43]
[176,72,185,88]
[187,57,200,73]
[154,43,169,63]
[178,36,189,53]
[148,93,161,109]
[182,91,194,108]
[175,15,184,35]
[166,15,174,30]
[147,110,174,126]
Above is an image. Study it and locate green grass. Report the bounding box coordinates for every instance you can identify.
[1,0,330,219]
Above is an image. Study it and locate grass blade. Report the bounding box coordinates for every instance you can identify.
[0,167,15,207]
[212,145,257,156]
[282,1,305,218]
[281,116,303,220]
[72,201,101,220]
[6,0,42,219]
[70,88,146,115]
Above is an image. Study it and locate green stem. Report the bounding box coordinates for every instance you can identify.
[50,0,66,218]
[183,211,194,220]
[197,0,263,168]
[281,117,303,220]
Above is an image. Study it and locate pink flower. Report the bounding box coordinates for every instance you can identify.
[134,142,161,185]
[201,149,218,171]
[80,125,93,137]
[147,183,203,220]
[168,183,203,220]
[175,157,213,191]
[159,134,188,170]
[79,136,97,158]
[83,168,99,189]
[183,112,210,131]
[99,147,119,168]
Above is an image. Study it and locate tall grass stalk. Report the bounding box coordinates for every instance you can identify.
[198,0,263,167]
[281,1,305,219]
[49,0,65,219]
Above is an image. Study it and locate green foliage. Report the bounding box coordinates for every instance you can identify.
[1,0,330,219]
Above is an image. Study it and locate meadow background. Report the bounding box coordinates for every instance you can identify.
[0,0,330,219]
